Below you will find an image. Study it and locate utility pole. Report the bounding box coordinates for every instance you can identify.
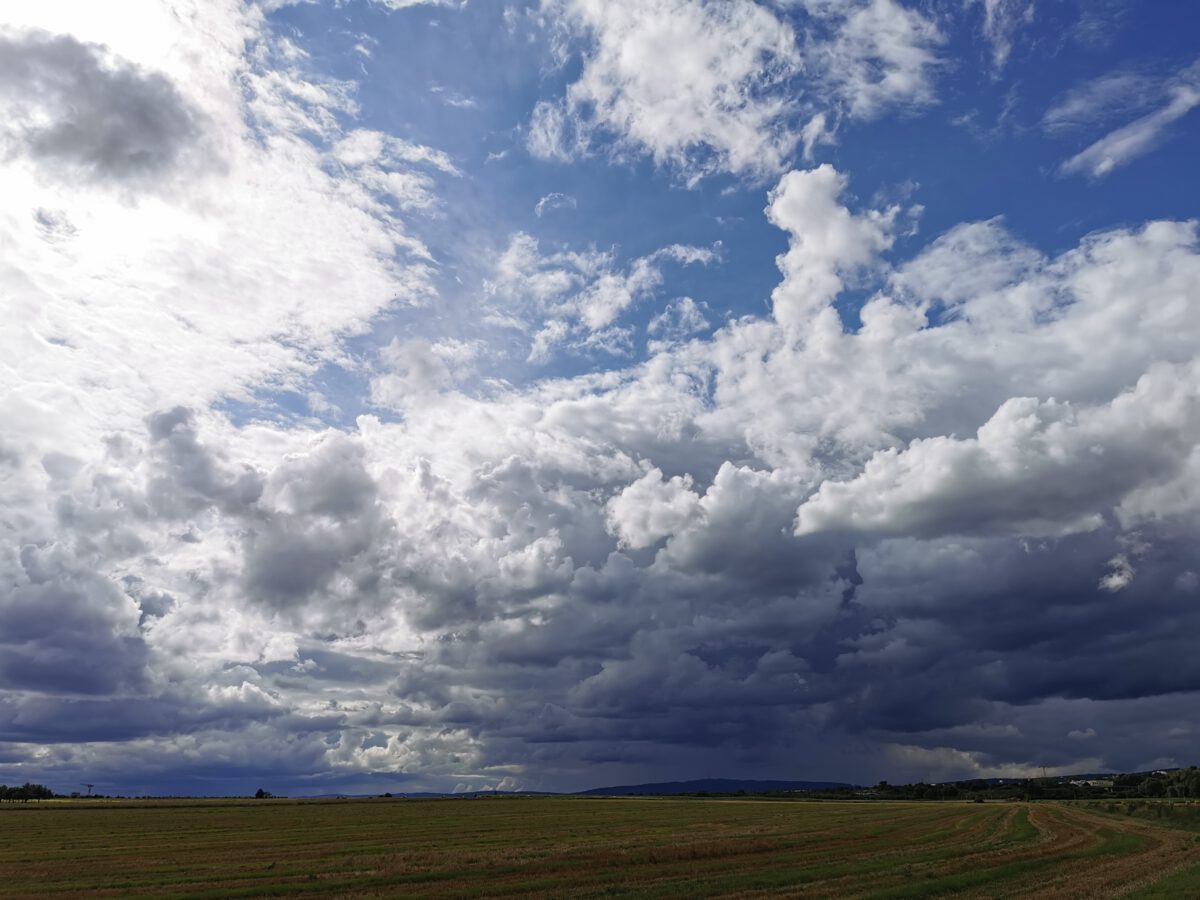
[82,783,94,797]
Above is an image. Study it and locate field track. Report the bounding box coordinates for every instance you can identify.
[1,797,1198,898]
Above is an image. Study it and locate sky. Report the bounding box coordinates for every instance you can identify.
[2,0,1199,797]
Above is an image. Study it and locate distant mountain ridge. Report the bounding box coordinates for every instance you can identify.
[576,779,853,796]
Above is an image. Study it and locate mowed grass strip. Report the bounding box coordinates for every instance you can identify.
[1127,862,1200,899]
[0,797,1188,898]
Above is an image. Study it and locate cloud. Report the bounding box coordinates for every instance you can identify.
[534,192,577,217]
[242,434,394,615]
[605,467,701,549]
[799,112,834,161]
[527,99,579,163]
[372,0,466,9]
[0,0,444,460]
[794,362,1200,539]
[1042,71,1159,134]
[767,164,897,332]
[145,407,264,518]
[534,0,802,183]
[370,337,482,410]
[484,232,717,362]
[534,0,945,183]
[892,218,1041,308]
[0,563,147,696]
[976,0,1034,71]
[1059,62,1200,178]
[333,130,460,176]
[800,0,945,121]
[6,3,1200,796]
[647,297,711,351]
[1098,554,1135,592]
[428,82,478,108]
[14,196,1187,794]
[332,129,460,212]
[10,183,1200,787]
[0,0,466,786]
[0,27,208,184]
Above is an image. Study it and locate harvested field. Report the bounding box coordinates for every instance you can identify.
[1,797,1197,898]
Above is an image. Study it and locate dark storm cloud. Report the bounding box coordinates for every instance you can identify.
[355,500,1200,784]
[242,435,394,611]
[798,525,1200,768]
[17,374,1200,792]
[0,691,278,744]
[372,530,863,760]
[0,28,206,183]
[1,553,147,696]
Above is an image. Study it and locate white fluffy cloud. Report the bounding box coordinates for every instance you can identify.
[535,0,801,183]
[800,0,944,120]
[606,467,701,549]
[370,337,483,411]
[767,164,897,332]
[0,1,445,447]
[794,362,1200,539]
[485,232,717,362]
[535,0,945,183]
[892,218,1041,308]
[647,297,712,352]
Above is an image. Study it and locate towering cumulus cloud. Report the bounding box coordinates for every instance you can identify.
[2,0,1199,794]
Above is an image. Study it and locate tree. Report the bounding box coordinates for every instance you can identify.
[0,783,54,802]
[254,788,273,799]
[1141,777,1166,798]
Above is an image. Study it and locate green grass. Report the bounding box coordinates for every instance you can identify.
[1001,806,1039,844]
[1082,799,1200,832]
[1127,862,1200,899]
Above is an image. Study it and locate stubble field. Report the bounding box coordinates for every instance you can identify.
[1,796,1198,898]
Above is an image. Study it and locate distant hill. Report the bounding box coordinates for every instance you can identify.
[305,791,556,799]
[576,779,853,796]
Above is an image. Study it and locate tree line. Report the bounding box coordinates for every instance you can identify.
[807,767,1200,802]
[0,783,55,802]
[0,784,282,801]
[1117,768,1200,799]
[676,767,1200,803]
